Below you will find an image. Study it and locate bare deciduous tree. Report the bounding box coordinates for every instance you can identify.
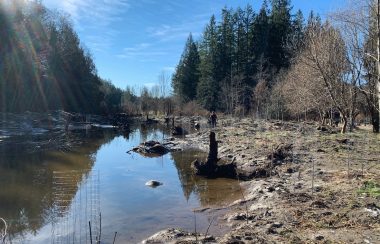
[253,79,270,119]
[281,58,331,121]
[332,0,380,132]
[301,21,358,133]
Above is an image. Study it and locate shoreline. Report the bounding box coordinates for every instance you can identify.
[143,116,380,243]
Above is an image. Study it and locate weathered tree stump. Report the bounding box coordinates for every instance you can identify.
[207,131,218,165]
[192,132,236,178]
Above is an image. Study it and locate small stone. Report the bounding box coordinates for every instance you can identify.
[314,186,322,192]
[145,180,163,187]
[315,235,324,241]
[286,168,294,173]
[266,226,277,234]
[295,183,302,189]
[272,222,283,228]
[267,186,275,192]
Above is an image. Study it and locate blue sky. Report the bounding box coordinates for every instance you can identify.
[42,0,346,90]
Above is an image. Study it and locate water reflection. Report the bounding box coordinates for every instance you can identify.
[0,130,117,240]
[0,123,240,243]
[171,150,241,206]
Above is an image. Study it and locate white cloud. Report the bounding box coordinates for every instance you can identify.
[116,43,168,60]
[44,0,129,24]
[146,14,209,42]
[43,0,129,51]
[163,66,175,72]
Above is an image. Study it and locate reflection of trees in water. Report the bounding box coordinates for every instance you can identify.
[171,150,241,207]
[137,123,170,142]
[0,129,120,239]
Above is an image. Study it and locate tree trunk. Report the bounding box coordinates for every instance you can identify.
[341,116,348,133]
[348,115,354,132]
[377,0,380,133]
[377,82,380,132]
[372,107,380,133]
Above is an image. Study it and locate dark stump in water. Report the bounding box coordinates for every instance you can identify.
[192,132,237,179]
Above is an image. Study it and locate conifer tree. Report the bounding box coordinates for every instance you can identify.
[172,33,200,103]
[268,0,293,70]
[197,15,219,111]
[252,0,270,74]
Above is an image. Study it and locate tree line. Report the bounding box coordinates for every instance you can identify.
[1,0,379,133]
[0,0,124,114]
[173,0,304,113]
[0,0,177,116]
[172,0,380,133]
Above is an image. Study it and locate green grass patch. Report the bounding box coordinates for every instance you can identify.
[358,181,380,198]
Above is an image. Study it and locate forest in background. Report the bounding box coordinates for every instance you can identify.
[172,0,380,133]
[1,0,379,134]
[0,0,130,114]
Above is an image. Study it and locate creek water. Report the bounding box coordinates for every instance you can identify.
[0,123,241,243]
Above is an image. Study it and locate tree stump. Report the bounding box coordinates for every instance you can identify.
[191,131,236,178]
[207,131,218,165]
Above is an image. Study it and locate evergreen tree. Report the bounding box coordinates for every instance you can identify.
[197,15,219,111]
[217,7,234,84]
[289,9,305,54]
[0,1,105,113]
[172,33,200,102]
[252,0,270,74]
[267,0,293,70]
[172,33,200,103]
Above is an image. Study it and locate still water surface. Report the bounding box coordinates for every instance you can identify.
[0,124,241,243]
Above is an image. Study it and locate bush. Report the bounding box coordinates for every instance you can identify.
[177,101,209,116]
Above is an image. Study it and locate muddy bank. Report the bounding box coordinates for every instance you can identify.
[143,117,380,243]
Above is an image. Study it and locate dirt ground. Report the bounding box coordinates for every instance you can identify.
[143,116,380,244]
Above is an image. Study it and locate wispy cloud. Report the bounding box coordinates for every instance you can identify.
[146,15,209,42]
[46,0,129,25]
[44,0,130,51]
[147,24,201,42]
[116,43,168,60]
[163,66,175,72]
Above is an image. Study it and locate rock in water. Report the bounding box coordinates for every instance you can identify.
[145,180,163,187]
[132,141,169,156]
